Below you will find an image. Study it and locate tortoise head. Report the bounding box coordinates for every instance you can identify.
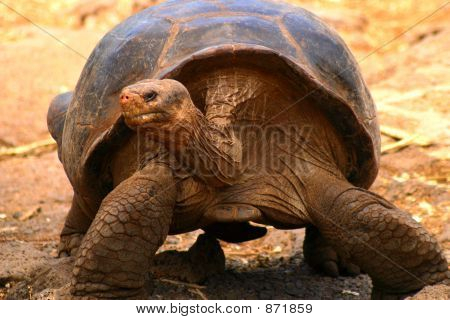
[119,79,194,129]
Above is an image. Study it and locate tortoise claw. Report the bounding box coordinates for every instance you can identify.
[322,261,339,277]
[342,262,361,276]
[58,233,84,257]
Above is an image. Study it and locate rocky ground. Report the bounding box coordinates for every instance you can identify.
[0,0,449,300]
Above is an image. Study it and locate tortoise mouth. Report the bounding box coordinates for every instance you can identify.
[123,110,168,127]
[120,90,168,127]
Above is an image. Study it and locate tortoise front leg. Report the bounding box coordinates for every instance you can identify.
[71,163,176,299]
[306,172,449,298]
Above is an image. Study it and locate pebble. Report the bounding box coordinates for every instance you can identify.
[12,212,21,219]
[12,207,42,221]
[272,246,282,253]
[342,289,360,296]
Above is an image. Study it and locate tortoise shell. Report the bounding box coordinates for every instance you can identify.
[61,0,379,207]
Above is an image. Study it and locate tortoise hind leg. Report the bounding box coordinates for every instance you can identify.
[151,221,266,283]
[151,233,225,284]
[59,193,94,257]
[305,171,449,298]
[303,225,360,277]
[71,163,176,298]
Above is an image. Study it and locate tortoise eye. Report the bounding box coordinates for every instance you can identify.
[143,91,157,102]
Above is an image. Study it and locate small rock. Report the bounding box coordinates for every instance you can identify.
[13,207,42,221]
[418,201,434,215]
[393,172,410,182]
[342,289,360,296]
[272,246,282,253]
[12,212,21,219]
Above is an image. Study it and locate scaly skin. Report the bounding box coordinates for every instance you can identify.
[305,171,449,297]
[71,163,176,298]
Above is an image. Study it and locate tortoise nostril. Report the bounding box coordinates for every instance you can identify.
[120,94,130,104]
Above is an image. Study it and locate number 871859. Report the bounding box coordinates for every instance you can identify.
[265,303,313,313]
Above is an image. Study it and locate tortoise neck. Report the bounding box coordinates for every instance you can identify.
[158,102,242,188]
[188,109,242,187]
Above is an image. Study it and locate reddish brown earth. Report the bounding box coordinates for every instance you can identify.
[0,0,448,299]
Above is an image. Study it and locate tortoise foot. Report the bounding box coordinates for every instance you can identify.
[58,233,84,257]
[151,233,225,284]
[303,226,360,277]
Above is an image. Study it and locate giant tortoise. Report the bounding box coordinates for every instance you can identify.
[47,0,449,298]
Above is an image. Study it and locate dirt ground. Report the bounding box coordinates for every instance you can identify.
[0,0,449,300]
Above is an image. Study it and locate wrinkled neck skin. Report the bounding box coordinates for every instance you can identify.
[181,106,242,187]
[145,100,242,188]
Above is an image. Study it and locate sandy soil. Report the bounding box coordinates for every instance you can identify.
[0,0,449,300]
